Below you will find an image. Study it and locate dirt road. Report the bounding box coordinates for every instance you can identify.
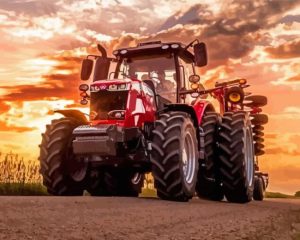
[0,196,299,240]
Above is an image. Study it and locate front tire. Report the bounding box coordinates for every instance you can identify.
[151,112,199,201]
[218,111,255,203]
[39,118,87,196]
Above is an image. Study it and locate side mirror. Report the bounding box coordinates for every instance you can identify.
[194,42,208,67]
[93,57,111,81]
[81,59,93,80]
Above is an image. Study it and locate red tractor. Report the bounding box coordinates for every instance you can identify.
[39,40,268,202]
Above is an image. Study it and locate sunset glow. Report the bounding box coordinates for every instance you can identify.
[0,0,299,194]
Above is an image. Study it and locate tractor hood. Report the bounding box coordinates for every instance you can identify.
[88,77,157,128]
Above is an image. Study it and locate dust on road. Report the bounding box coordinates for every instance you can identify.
[0,197,299,240]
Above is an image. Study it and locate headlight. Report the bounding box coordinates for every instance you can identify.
[229,92,241,102]
[80,99,88,105]
[80,91,88,97]
[225,86,244,104]
[190,83,199,90]
[118,84,127,90]
[171,44,179,49]
[107,110,125,120]
[239,78,247,85]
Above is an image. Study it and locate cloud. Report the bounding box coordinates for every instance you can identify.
[0,0,59,17]
[264,132,300,156]
[265,39,300,59]
[270,62,300,88]
[280,14,300,24]
[0,52,83,102]
[0,102,10,113]
[286,74,300,82]
[158,4,213,31]
[0,120,36,133]
[264,133,278,139]
[283,106,300,115]
[266,147,300,156]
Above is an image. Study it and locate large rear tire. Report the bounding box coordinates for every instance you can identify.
[151,112,199,202]
[196,112,223,201]
[218,111,255,203]
[39,118,87,196]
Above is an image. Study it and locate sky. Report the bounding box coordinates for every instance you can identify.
[0,0,300,194]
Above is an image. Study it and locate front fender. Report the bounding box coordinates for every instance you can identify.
[54,109,88,123]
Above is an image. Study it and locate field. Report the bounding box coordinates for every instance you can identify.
[0,152,299,199]
[0,152,46,195]
[0,152,156,196]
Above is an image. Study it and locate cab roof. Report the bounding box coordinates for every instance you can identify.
[113,41,195,63]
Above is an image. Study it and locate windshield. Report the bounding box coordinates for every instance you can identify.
[116,54,177,102]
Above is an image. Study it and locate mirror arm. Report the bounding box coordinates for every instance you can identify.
[184,39,200,50]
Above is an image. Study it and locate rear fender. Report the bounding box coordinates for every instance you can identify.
[165,101,215,126]
[165,102,215,152]
[54,109,88,124]
[165,104,199,127]
[192,100,215,125]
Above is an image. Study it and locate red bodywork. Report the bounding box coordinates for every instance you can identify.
[89,78,156,128]
[192,99,214,125]
[88,78,215,129]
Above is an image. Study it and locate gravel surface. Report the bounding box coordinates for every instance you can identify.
[0,197,299,240]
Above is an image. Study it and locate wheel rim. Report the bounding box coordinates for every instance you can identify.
[131,173,142,185]
[66,140,87,182]
[182,131,196,184]
[245,127,254,186]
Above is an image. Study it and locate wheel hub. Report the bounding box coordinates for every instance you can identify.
[69,158,88,182]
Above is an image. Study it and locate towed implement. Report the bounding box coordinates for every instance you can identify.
[39,40,268,202]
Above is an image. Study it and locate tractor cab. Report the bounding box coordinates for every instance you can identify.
[80,40,208,108]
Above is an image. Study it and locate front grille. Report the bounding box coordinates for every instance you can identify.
[73,125,110,135]
[90,90,128,120]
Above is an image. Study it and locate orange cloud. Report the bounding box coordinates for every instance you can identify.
[0,101,10,112]
[265,39,300,58]
[286,74,300,82]
[0,120,36,132]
